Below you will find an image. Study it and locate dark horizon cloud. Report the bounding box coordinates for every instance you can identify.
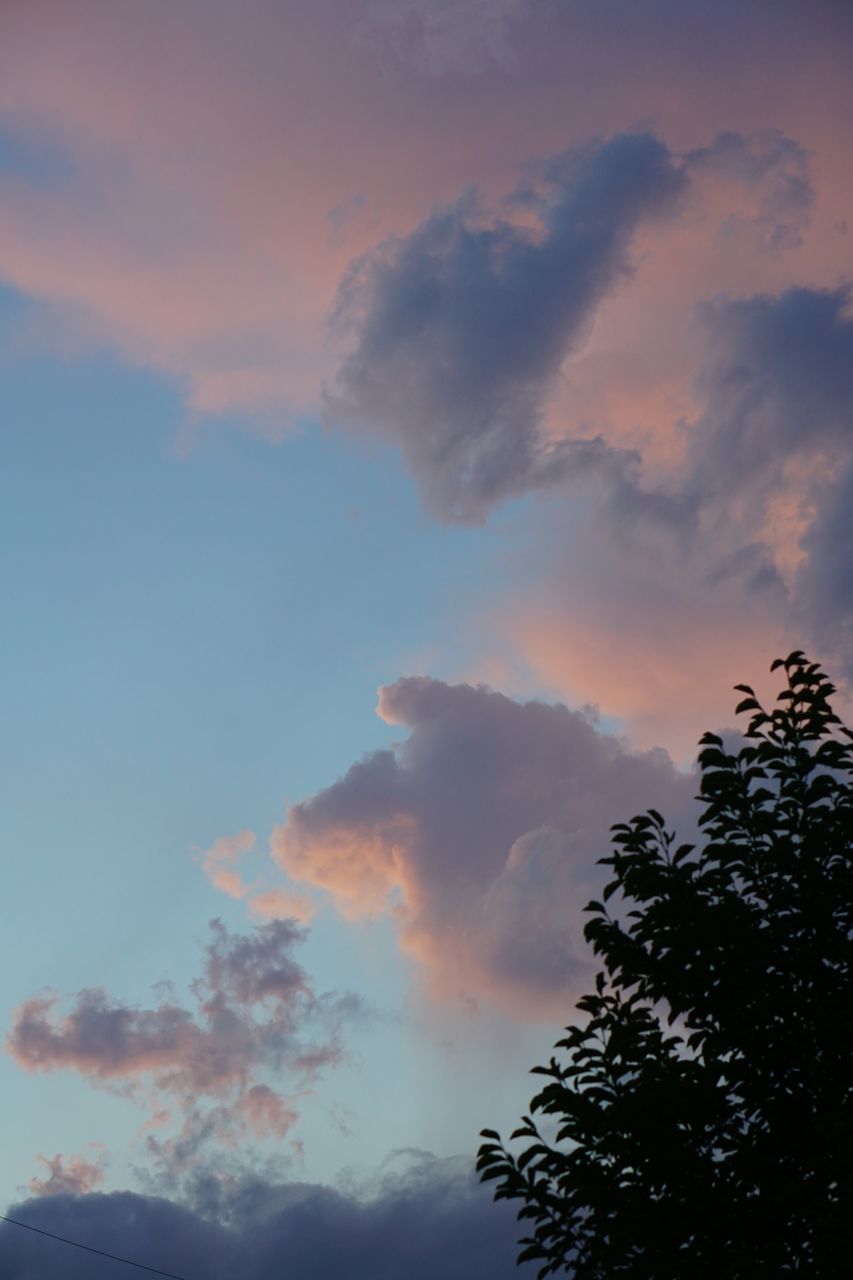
[0,1155,531,1280]
[7,919,360,1177]
[272,675,696,1015]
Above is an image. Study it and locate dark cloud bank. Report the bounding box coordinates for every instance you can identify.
[1,1156,529,1280]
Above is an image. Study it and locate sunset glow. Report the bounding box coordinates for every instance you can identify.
[1,3,851,1276]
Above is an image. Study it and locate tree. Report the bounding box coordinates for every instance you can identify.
[478,652,852,1278]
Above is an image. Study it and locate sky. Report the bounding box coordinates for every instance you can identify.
[1,1,852,1276]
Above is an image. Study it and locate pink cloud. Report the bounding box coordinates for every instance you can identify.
[198,830,257,901]
[248,889,316,924]
[512,592,792,761]
[28,1150,106,1198]
[272,677,695,1017]
[198,831,316,923]
[235,1084,299,1141]
[0,1,849,423]
[498,284,853,753]
[0,0,850,760]
[7,919,356,1171]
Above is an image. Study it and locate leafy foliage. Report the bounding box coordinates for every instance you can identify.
[478,652,853,1277]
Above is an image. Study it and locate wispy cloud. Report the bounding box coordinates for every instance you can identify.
[7,919,359,1176]
[198,832,315,923]
[27,1150,106,1199]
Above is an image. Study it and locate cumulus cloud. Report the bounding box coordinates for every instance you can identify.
[1,1155,529,1280]
[328,131,687,520]
[688,285,853,674]
[0,1,849,425]
[271,677,694,1016]
[326,125,823,523]
[7,919,357,1174]
[504,284,853,750]
[675,284,853,675]
[509,510,795,757]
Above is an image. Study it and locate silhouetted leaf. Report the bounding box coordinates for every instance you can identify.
[479,653,852,1280]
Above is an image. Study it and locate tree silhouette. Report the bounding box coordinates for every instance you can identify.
[478,652,852,1278]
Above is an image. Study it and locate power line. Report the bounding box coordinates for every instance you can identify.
[0,1214,190,1279]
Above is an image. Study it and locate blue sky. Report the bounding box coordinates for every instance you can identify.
[1,283,551,1205]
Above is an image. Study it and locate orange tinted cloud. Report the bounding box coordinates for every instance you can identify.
[198,831,316,923]
[499,280,853,755]
[28,1150,106,1198]
[1,0,851,766]
[249,889,316,924]
[0,1,850,423]
[272,677,695,1018]
[235,1084,299,1141]
[513,602,791,761]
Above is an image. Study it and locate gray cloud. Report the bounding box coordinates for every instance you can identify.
[797,460,853,667]
[685,129,813,251]
[511,281,852,748]
[0,1156,529,1280]
[562,283,853,625]
[327,131,686,520]
[686,286,853,665]
[689,286,852,495]
[326,127,817,523]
